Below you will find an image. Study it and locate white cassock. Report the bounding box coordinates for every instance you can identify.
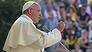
[3,14,62,52]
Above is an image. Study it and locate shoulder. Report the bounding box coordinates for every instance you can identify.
[12,17,31,27]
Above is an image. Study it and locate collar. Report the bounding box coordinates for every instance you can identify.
[21,14,33,23]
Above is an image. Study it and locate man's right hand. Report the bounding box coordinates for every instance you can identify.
[57,21,65,32]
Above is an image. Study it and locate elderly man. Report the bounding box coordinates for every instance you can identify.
[3,1,65,52]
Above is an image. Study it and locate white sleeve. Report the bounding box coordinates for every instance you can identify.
[30,28,62,49]
[45,28,61,47]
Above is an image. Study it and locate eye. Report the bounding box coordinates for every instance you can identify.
[37,10,40,12]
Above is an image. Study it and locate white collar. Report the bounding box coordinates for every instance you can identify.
[21,14,33,23]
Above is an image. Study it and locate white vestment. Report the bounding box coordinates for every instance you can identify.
[3,14,62,52]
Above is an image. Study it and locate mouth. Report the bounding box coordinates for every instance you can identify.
[38,17,40,20]
[37,18,40,22]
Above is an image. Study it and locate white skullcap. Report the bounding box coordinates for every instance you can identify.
[22,1,35,12]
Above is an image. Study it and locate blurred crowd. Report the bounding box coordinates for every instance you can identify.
[35,0,92,52]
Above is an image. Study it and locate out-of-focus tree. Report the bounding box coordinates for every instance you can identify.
[0,0,43,51]
[0,0,24,52]
[24,0,42,3]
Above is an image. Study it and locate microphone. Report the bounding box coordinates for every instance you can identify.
[42,25,70,52]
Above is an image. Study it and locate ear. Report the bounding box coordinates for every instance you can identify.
[28,8,32,15]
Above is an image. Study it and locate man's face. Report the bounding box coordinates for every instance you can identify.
[30,4,42,24]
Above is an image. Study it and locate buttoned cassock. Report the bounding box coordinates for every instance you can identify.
[3,14,62,52]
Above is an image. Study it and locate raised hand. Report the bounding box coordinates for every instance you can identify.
[57,21,65,32]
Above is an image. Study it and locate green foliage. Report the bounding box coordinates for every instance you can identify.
[24,0,42,3]
[0,0,24,51]
[0,0,42,51]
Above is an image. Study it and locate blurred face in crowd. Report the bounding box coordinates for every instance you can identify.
[81,6,86,13]
[29,3,42,24]
[60,8,64,12]
[44,0,49,4]
[59,6,65,14]
[48,12,53,19]
[56,0,62,7]
[51,0,54,2]
[47,5,52,12]
[70,35,75,41]
[68,0,75,4]
[70,7,76,13]
[72,0,75,3]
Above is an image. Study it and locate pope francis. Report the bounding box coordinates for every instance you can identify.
[3,1,65,52]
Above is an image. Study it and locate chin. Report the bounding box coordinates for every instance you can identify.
[34,21,39,24]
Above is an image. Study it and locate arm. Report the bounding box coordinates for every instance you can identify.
[28,21,65,49]
[66,39,69,49]
[76,15,81,23]
[85,16,89,23]
[30,28,61,49]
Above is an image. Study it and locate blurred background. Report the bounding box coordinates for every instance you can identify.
[0,0,92,52]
